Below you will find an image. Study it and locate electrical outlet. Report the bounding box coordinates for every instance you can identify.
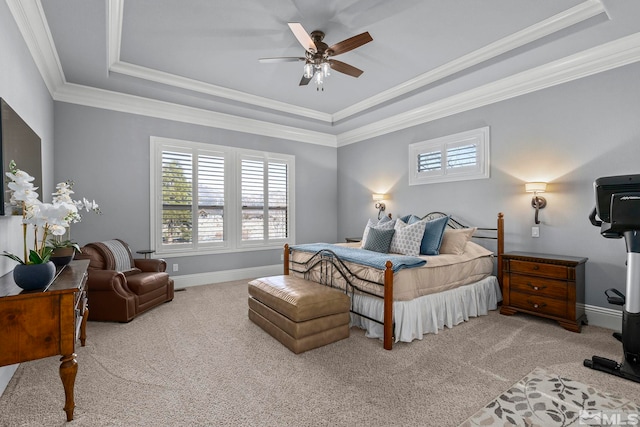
[172,263,179,272]
[280,254,284,261]
[531,226,540,238]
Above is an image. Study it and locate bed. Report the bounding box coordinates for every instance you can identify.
[283,212,504,350]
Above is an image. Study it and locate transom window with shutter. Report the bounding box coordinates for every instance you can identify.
[409,127,490,186]
[150,137,295,256]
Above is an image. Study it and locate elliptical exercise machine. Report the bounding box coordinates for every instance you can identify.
[584,174,640,383]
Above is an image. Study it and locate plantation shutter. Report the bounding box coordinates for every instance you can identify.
[161,151,193,245]
[197,154,224,243]
[241,159,265,241]
[268,161,288,239]
[409,127,488,186]
[152,137,294,254]
[446,144,477,169]
[240,157,289,242]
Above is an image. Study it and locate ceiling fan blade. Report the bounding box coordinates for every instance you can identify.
[327,32,373,56]
[259,57,306,63]
[328,59,364,78]
[299,74,313,86]
[288,22,316,52]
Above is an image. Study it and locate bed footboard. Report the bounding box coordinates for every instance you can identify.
[284,243,395,350]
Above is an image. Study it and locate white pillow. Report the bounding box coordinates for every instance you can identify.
[439,227,476,255]
[389,219,427,256]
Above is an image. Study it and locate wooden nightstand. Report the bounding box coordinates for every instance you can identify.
[345,237,362,243]
[500,252,587,332]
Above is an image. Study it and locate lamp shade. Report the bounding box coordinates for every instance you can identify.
[372,193,386,201]
[525,182,547,193]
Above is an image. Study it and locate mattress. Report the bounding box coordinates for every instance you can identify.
[289,241,494,301]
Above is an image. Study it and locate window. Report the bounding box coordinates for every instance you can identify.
[409,126,490,186]
[150,137,295,256]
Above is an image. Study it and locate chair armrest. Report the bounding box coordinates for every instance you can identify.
[133,258,167,273]
[86,270,131,297]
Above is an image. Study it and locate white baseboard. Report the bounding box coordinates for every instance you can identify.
[582,303,622,331]
[171,264,283,289]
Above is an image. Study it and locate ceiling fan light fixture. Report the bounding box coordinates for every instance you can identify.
[321,62,331,77]
[303,63,314,79]
[314,69,324,91]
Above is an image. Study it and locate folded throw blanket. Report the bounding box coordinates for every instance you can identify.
[291,243,426,273]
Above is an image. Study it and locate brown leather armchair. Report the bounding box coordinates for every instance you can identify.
[77,239,174,322]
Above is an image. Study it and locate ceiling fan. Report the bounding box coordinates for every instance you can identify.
[259,23,373,90]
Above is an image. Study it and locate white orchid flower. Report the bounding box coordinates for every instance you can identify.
[47,224,67,236]
[3,163,100,265]
[5,169,35,185]
[7,181,39,204]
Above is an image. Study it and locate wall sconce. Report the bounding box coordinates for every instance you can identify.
[372,193,387,220]
[525,182,547,224]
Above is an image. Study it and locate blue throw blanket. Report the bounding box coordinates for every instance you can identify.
[290,243,426,273]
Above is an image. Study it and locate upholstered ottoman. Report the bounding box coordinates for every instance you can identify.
[248,275,350,354]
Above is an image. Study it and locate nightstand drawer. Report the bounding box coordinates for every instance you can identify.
[510,260,568,279]
[510,274,567,299]
[509,292,567,318]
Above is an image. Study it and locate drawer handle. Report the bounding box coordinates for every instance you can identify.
[527,283,546,291]
[532,265,540,270]
[527,300,547,309]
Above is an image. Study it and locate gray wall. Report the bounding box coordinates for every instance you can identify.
[53,103,338,275]
[0,0,55,276]
[337,61,640,310]
[0,0,55,394]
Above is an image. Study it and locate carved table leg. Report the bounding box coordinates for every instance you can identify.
[59,353,78,421]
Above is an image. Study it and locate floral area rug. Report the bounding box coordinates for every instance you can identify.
[459,367,640,426]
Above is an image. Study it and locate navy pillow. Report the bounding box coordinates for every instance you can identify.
[363,228,395,253]
[420,215,450,255]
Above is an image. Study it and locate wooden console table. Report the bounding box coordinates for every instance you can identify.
[0,259,89,421]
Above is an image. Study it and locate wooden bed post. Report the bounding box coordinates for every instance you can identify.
[383,261,394,350]
[284,244,289,275]
[497,213,504,290]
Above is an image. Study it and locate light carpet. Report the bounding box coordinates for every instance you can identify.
[1,279,639,426]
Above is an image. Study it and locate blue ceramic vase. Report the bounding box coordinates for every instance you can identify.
[13,261,56,291]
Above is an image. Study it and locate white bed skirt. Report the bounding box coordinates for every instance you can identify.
[350,276,502,343]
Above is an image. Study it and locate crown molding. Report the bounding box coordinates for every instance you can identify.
[336,32,640,147]
[107,0,123,68]
[54,83,337,147]
[106,0,605,124]
[8,0,634,151]
[107,1,332,123]
[5,0,66,94]
[108,61,334,123]
[332,0,607,122]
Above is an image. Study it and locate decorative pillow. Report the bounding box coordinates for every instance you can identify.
[406,215,422,224]
[420,215,450,255]
[361,218,395,247]
[389,219,427,256]
[399,214,413,223]
[362,228,395,253]
[439,227,477,255]
[377,215,392,224]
